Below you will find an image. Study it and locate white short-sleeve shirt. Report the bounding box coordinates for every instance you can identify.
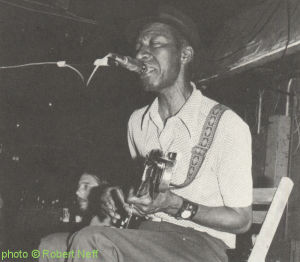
[127,86,253,248]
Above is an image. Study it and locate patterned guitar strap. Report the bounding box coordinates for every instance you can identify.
[171,103,228,189]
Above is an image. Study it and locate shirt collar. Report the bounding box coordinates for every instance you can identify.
[174,83,203,137]
[141,83,203,137]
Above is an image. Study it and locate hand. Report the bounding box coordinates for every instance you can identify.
[125,188,183,216]
[100,186,126,223]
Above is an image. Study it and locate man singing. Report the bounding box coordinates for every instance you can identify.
[67,5,253,262]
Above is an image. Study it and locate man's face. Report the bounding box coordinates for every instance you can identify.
[76,174,99,211]
[135,23,183,92]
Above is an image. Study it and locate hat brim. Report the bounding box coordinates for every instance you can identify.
[125,16,167,45]
[125,16,200,51]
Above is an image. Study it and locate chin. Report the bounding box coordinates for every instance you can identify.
[142,84,156,93]
[140,79,161,93]
[140,74,177,94]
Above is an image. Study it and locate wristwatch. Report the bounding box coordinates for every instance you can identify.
[175,199,198,220]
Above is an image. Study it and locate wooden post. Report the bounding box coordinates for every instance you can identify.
[264,115,291,186]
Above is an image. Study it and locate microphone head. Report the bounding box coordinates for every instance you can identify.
[107,53,147,74]
[107,57,119,67]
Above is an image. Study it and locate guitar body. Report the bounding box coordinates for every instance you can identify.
[124,150,177,228]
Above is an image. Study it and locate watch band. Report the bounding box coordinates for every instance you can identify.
[175,199,198,220]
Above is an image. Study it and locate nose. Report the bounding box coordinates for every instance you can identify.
[76,186,82,198]
[136,45,151,61]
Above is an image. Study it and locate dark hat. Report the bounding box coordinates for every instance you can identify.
[126,5,202,52]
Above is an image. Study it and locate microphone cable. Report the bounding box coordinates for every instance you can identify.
[0,61,85,83]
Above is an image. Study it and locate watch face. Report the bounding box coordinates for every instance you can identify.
[181,210,192,219]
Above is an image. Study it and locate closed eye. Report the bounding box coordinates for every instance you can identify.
[151,35,168,45]
[151,41,162,48]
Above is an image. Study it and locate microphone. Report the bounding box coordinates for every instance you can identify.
[107,53,147,74]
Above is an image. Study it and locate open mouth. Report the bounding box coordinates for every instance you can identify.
[141,67,156,77]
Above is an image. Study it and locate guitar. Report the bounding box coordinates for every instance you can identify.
[122,149,177,228]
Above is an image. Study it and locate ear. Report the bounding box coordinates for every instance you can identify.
[181,46,194,64]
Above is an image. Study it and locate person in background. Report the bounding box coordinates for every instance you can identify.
[75,173,108,224]
[84,185,118,227]
[38,172,111,262]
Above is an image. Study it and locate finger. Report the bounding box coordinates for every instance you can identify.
[130,200,161,214]
[135,204,157,214]
[132,207,146,216]
[102,188,117,211]
[126,188,136,203]
[127,187,135,199]
[123,204,146,217]
[112,187,126,206]
[106,208,121,220]
[127,195,152,206]
[127,188,152,205]
[101,202,121,220]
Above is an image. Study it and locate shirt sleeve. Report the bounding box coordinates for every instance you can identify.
[216,111,253,207]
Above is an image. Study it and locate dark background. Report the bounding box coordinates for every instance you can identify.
[0,0,297,252]
[0,0,271,204]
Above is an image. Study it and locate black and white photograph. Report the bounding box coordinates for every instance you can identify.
[0,0,300,261]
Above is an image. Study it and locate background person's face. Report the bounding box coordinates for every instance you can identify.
[76,174,99,211]
[135,23,182,92]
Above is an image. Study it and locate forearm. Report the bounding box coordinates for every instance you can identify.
[192,205,251,234]
[165,193,252,234]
